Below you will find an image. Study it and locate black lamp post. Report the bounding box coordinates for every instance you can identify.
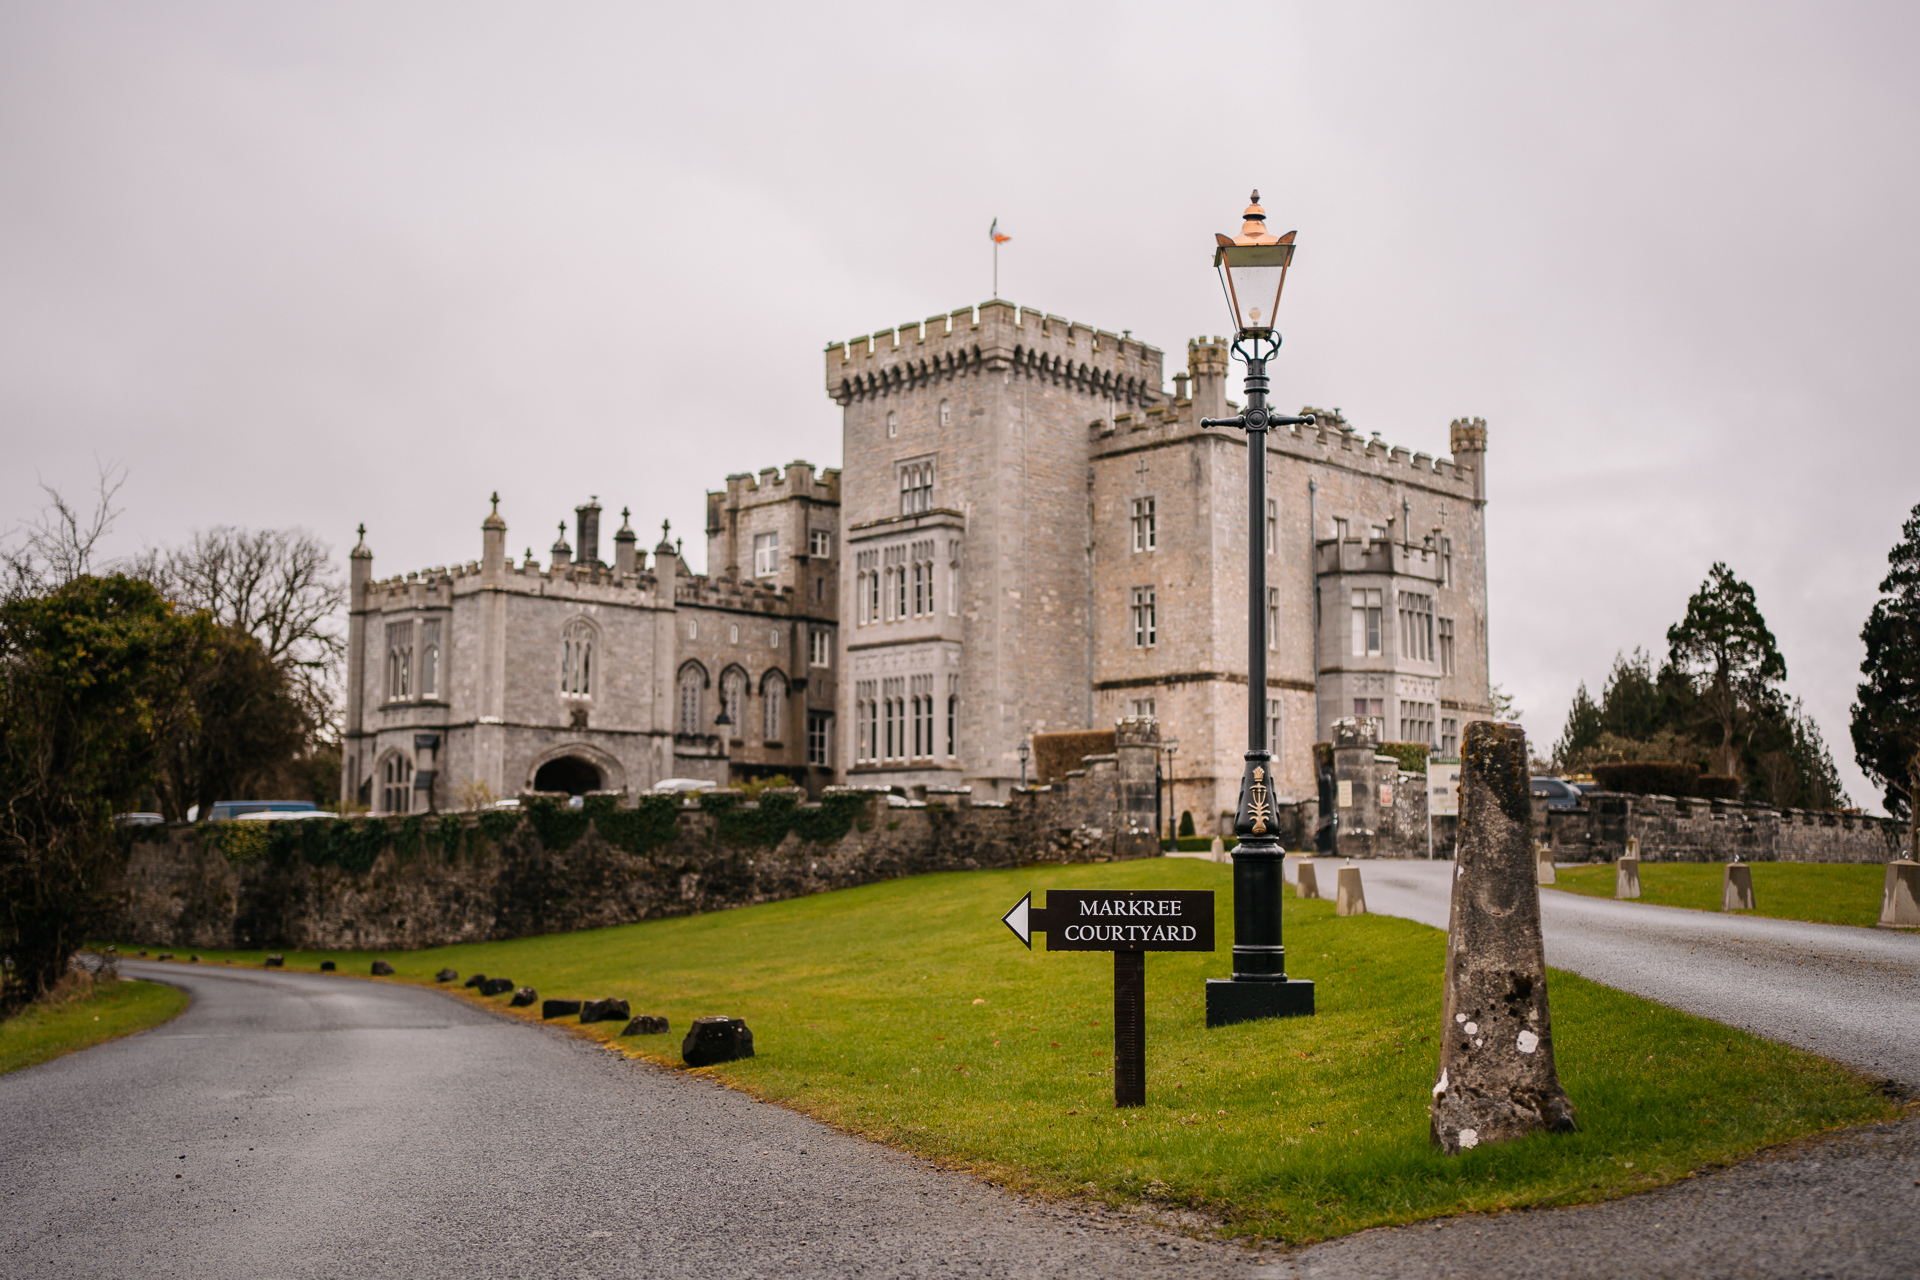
[1163,736,1180,843]
[1017,738,1030,789]
[1201,191,1317,1027]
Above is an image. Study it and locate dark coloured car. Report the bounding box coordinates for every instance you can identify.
[1530,777,1585,809]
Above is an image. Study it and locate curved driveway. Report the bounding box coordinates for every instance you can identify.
[0,963,1245,1279]
[1332,858,1920,1088]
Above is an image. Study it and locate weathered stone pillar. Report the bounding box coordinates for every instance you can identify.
[1615,854,1641,900]
[1296,862,1320,900]
[1535,841,1557,886]
[1330,718,1380,857]
[1113,716,1160,860]
[1878,859,1920,929]
[1431,721,1576,1154]
[1722,862,1756,911]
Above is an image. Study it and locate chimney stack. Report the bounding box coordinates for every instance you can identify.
[575,497,602,567]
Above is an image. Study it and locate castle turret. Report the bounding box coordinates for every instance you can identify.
[551,522,572,573]
[613,507,637,576]
[1189,337,1230,424]
[575,498,602,567]
[1449,417,1488,504]
[481,493,506,581]
[653,519,678,592]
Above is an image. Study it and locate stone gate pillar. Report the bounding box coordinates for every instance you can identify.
[1114,716,1161,860]
[1330,717,1381,857]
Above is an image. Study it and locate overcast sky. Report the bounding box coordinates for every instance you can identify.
[3,1,1916,808]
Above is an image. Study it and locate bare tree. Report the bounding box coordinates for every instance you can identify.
[129,528,346,733]
[1,463,127,601]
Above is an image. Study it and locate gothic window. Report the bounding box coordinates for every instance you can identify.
[728,623,739,645]
[1352,589,1382,656]
[882,677,906,760]
[946,674,959,758]
[1439,617,1456,675]
[947,541,960,617]
[753,531,779,577]
[809,628,832,668]
[1399,701,1435,746]
[420,619,441,698]
[856,550,877,624]
[720,668,746,735]
[1440,718,1459,756]
[385,621,413,701]
[770,629,780,649]
[1130,497,1156,552]
[381,753,413,815]
[855,680,876,762]
[1130,587,1156,648]
[910,674,934,758]
[807,711,831,766]
[686,618,698,640]
[1397,593,1434,662]
[677,664,705,736]
[560,619,595,696]
[762,671,787,744]
[898,461,934,515]
[886,410,897,438]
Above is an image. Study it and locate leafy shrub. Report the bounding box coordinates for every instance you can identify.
[1695,774,1741,801]
[1376,741,1431,774]
[1178,810,1195,837]
[1591,760,1701,797]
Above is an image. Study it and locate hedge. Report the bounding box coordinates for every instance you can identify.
[1591,761,1701,797]
[1375,741,1431,774]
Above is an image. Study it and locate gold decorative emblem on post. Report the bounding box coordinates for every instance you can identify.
[1248,766,1271,834]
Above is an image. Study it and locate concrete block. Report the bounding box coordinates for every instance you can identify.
[1210,836,1226,863]
[1535,842,1556,886]
[1722,862,1756,911]
[1878,859,1920,928]
[1296,862,1320,900]
[1431,721,1576,1155]
[1615,857,1640,900]
[1336,866,1367,916]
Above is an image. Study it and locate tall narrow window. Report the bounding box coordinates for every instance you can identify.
[686,618,698,640]
[946,674,959,757]
[678,666,704,735]
[898,461,934,515]
[1439,617,1456,675]
[721,670,745,735]
[857,550,878,624]
[1442,537,1453,587]
[810,528,832,557]
[855,680,876,762]
[882,677,906,760]
[1266,498,1278,553]
[886,410,897,438]
[1351,589,1382,656]
[1396,593,1434,662]
[947,541,960,616]
[911,674,934,757]
[752,531,779,576]
[1130,587,1157,648]
[1130,498,1156,552]
[1440,718,1459,756]
[382,755,413,815]
[420,619,441,698]
[1267,588,1279,649]
[385,621,414,701]
[810,629,832,668]
[807,711,831,766]
[1267,697,1282,758]
[939,399,951,426]
[560,619,595,696]
[762,673,786,744]
[728,623,739,645]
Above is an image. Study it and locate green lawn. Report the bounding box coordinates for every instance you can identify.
[124,859,1900,1244]
[0,978,188,1075]
[1551,861,1899,929]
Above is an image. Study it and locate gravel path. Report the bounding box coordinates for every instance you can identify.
[0,961,1264,1279]
[1316,858,1920,1089]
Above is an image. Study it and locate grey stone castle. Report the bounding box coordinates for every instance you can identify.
[826,300,1491,820]
[343,299,1491,825]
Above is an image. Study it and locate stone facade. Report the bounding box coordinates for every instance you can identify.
[826,301,1493,815]
[341,469,840,812]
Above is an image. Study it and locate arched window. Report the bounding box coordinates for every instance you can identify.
[761,671,787,744]
[382,754,413,815]
[385,621,413,701]
[939,398,951,426]
[720,668,746,736]
[561,619,596,696]
[420,619,441,698]
[677,664,706,735]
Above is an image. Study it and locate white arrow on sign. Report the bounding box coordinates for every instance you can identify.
[1001,892,1032,949]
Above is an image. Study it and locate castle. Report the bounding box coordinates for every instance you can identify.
[343,299,1491,825]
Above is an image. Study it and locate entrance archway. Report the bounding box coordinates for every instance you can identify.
[533,755,603,796]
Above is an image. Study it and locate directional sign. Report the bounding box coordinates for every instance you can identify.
[1003,890,1214,952]
[1000,889,1215,1110]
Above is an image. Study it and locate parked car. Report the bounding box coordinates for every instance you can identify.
[1529,777,1585,809]
[651,778,717,795]
[207,801,320,821]
[113,812,164,827]
[234,809,332,822]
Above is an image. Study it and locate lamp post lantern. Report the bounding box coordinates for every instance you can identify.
[1201,191,1317,1027]
[1017,738,1030,790]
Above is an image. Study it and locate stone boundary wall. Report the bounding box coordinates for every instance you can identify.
[1543,792,1912,864]
[110,748,1158,952]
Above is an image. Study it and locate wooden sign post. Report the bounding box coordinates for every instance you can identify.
[1001,889,1215,1107]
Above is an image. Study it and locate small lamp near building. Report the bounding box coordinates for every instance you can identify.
[1199,191,1317,1027]
[1017,738,1030,789]
[1164,736,1181,844]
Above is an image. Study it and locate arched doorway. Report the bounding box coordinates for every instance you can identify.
[533,755,602,796]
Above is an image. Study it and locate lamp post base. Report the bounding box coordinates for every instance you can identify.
[1205,977,1315,1028]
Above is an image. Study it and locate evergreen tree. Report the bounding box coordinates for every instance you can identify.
[1552,681,1603,767]
[1666,563,1786,777]
[1851,503,1920,829]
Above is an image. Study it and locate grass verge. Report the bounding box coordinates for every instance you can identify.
[1551,861,1899,928]
[0,975,188,1075]
[122,859,1901,1243]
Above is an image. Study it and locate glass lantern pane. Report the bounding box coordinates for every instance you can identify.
[1232,264,1285,330]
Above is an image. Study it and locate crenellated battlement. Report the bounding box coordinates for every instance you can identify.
[825,299,1165,409]
[716,459,841,510]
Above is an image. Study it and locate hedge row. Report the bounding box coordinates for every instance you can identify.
[1589,761,1739,799]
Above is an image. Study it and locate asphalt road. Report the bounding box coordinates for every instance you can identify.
[0,962,1253,1280]
[1318,858,1920,1089]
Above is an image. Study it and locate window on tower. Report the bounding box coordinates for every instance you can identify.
[1130,497,1156,552]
